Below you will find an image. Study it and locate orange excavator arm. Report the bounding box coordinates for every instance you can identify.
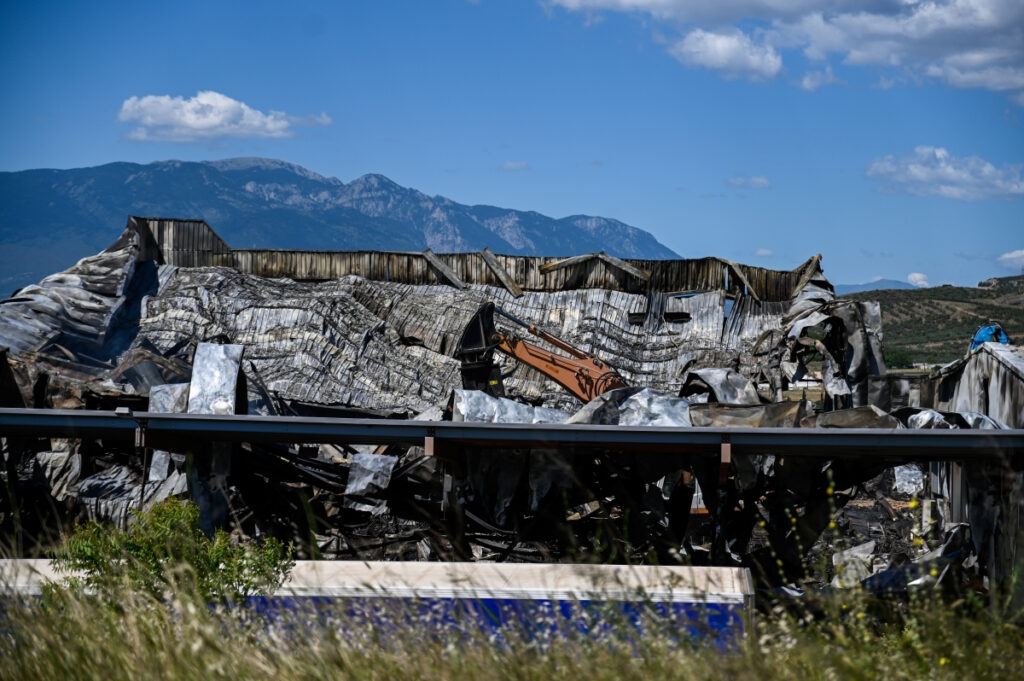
[455,303,626,403]
[493,333,626,403]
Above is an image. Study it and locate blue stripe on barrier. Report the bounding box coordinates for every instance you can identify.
[244,594,748,648]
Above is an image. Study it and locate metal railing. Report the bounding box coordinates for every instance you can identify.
[2,408,1021,464]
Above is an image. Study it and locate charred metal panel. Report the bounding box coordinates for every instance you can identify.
[0,231,139,355]
[187,344,246,415]
[126,264,813,414]
[722,296,787,349]
[186,343,245,533]
[147,382,188,482]
[934,343,1024,429]
[872,373,935,412]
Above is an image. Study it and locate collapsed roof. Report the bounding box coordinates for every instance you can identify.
[0,216,883,414]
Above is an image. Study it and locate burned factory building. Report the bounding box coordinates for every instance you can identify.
[1,216,1022,601]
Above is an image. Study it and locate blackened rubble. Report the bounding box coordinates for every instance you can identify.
[1,217,1021,605]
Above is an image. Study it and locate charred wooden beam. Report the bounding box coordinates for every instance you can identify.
[788,253,825,298]
[596,252,650,281]
[539,252,598,274]
[422,250,467,289]
[718,258,761,302]
[479,248,522,298]
[540,251,650,281]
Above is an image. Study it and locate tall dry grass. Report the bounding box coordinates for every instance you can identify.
[3,571,1022,681]
[3,500,1021,680]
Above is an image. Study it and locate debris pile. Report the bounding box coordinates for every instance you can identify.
[1,217,1021,602]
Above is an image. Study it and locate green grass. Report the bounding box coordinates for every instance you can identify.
[3,574,1022,681]
[4,495,1023,680]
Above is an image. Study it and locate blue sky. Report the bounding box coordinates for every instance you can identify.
[1,0,1021,286]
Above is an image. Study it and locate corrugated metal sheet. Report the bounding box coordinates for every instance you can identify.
[0,233,140,355]
[934,343,1024,428]
[722,296,787,350]
[129,217,822,302]
[135,265,793,412]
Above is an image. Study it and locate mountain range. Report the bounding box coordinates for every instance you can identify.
[0,157,678,292]
[833,279,915,295]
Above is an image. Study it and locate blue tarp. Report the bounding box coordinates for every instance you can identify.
[970,324,1010,351]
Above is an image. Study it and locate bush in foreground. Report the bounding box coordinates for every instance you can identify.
[48,498,292,604]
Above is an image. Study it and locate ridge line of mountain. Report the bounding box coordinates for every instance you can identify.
[0,157,678,291]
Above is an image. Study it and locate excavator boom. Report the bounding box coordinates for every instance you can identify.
[455,303,626,403]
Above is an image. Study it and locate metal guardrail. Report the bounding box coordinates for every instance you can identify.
[1,408,1022,463]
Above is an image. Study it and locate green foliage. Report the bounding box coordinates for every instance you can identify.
[4,575,1024,681]
[10,495,1021,680]
[50,499,292,604]
[885,346,914,369]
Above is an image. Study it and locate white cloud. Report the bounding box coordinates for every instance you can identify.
[551,1,1024,98]
[997,249,1024,270]
[866,146,1024,201]
[669,29,782,80]
[773,3,1024,94]
[550,1,831,24]
[908,272,930,288]
[728,175,772,188]
[500,160,530,171]
[800,64,839,91]
[755,248,773,256]
[925,64,1024,91]
[873,75,897,90]
[118,91,330,142]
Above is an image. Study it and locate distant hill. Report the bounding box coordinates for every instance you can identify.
[0,158,678,292]
[842,275,1024,366]
[834,279,914,295]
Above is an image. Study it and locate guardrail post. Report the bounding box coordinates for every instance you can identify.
[135,420,149,511]
[719,437,732,486]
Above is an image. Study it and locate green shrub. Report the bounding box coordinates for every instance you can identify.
[49,498,292,604]
[885,346,914,369]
